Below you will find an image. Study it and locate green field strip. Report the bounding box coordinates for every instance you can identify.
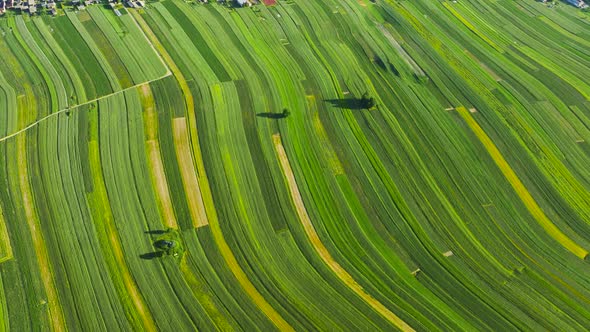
[96,92,201,330]
[131,12,295,327]
[12,17,67,111]
[457,106,588,259]
[162,0,233,82]
[173,117,209,228]
[80,13,134,89]
[0,274,8,331]
[290,4,548,326]
[1,0,590,329]
[0,70,17,137]
[66,11,122,92]
[26,19,78,107]
[16,133,67,332]
[0,26,41,132]
[273,133,414,331]
[389,0,590,245]
[139,84,178,229]
[87,7,167,85]
[86,133,157,331]
[43,16,103,100]
[119,13,170,78]
[0,205,13,264]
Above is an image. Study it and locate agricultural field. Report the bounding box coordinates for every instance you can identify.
[0,0,590,330]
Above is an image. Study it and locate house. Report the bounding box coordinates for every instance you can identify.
[235,0,251,6]
[564,0,586,7]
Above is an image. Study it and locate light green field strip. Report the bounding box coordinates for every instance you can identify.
[442,1,503,52]
[376,24,425,77]
[139,84,178,229]
[87,139,158,332]
[272,134,414,332]
[172,118,208,228]
[125,9,172,77]
[16,134,66,332]
[0,70,17,137]
[66,11,121,91]
[0,204,13,264]
[456,106,588,259]
[178,257,234,331]
[0,273,7,331]
[131,10,294,330]
[394,0,590,244]
[13,17,68,110]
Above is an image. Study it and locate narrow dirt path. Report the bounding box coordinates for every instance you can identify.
[0,74,171,144]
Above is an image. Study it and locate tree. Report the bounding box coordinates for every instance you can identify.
[360,92,376,110]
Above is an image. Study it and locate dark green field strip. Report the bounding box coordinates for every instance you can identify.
[97,93,191,328]
[278,2,508,328]
[27,18,83,108]
[118,14,169,79]
[66,11,122,93]
[0,20,49,129]
[9,18,62,119]
[81,14,134,89]
[162,6,404,326]
[0,139,51,331]
[161,0,231,82]
[45,15,111,99]
[28,114,131,330]
[87,7,166,84]
[148,78,192,227]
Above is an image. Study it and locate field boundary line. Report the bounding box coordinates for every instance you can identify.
[127,8,172,78]
[456,107,588,259]
[0,73,171,144]
[272,134,414,332]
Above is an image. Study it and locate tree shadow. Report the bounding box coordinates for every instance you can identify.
[144,230,166,235]
[324,98,365,110]
[257,109,290,119]
[139,251,164,260]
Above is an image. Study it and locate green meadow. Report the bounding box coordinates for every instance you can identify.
[0,0,589,330]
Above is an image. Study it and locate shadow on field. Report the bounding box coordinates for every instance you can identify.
[324,98,365,110]
[139,252,164,260]
[144,230,166,235]
[257,109,291,119]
